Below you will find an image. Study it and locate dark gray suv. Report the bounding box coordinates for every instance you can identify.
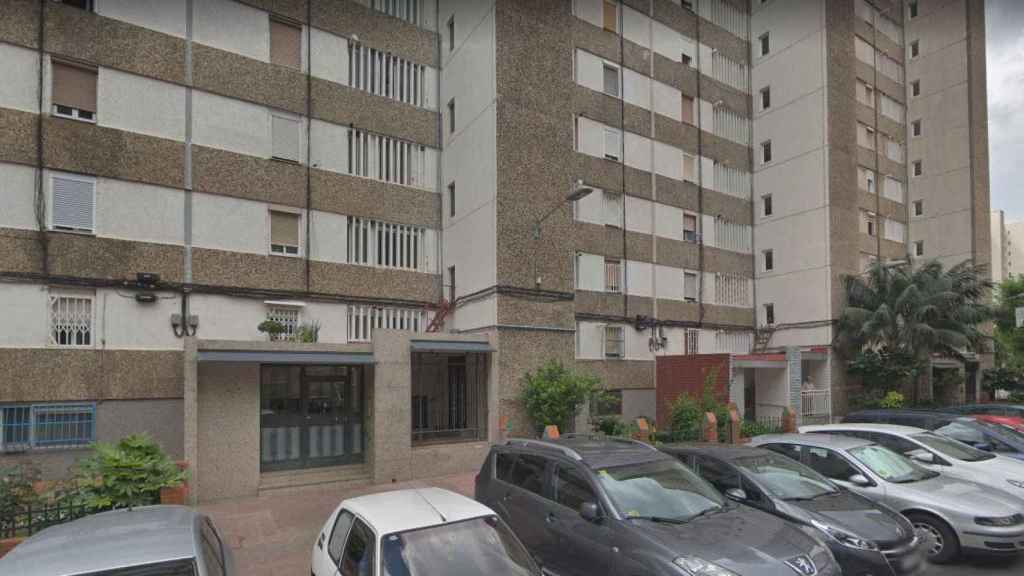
[475,435,839,576]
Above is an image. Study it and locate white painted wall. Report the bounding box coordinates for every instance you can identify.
[622,68,650,110]
[0,162,38,231]
[0,43,40,114]
[191,192,269,255]
[95,0,187,39]
[310,28,349,86]
[98,69,186,142]
[576,116,606,158]
[654,203,685,242]
[192,91,270,158]
[653,141,683,180]
[0,284,50,347]
[575,253,604,292]
[755,208,829,276]
[309,210,348,265]
[655,265,684,301]
[310,120,350,175]
[440,2,496,138]
[624,195,652,234]
[572,0,603,29]
[652,80,681,121]
[451,295,496,332]
[193,0,270,62]
[626,260,653,297]
[95,178,185,246]
[575,49,605,94]
[623,132,652,172]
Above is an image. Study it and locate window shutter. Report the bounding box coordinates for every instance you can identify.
[681,95,695,124]
[270,20,302,69]
[270,211,299,247]
[52,62,97,112]
[52,176,94,232]
[603,1,617,32]
[603,192,623,226]
[604,129,620,160]
[272,114,301,162]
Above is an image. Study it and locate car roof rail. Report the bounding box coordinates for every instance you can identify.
[560,432,659,451]
[504,438,583,461]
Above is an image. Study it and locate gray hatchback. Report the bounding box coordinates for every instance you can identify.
[0,505,233,576]
[475,436,839,576]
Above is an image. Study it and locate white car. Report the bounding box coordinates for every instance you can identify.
[802,423,1024,497]
[311,487,541,576]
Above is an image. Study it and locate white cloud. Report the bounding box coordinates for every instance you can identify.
[987,7,1024,220]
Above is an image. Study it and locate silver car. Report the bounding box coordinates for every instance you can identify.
[750,433,1024,563]
[802,423,1024,497]
[0,505,233,576]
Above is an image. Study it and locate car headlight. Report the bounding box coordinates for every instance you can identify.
[673,556,739,576]
[1008,479,1024,489]
[810,519,879,551]
[975,514,1024,527]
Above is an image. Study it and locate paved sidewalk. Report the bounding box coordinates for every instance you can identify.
[200,472,476,576]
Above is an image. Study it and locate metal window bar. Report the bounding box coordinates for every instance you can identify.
[1,404,95,452]
[713,107,749,146]
[411,353,487,445]
[49,295,92,347]
[713,163,750,200]
[347,305,427,342]
[347,40,426,105]
[711,52,748,93]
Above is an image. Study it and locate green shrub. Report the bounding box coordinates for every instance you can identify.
[72,434,185,510]
[295,321,321,343]
[595,416,627,437]
[879,390,905,409]
[521,361,602,434]
[1009,391,1024,404]
[740,419,782,438]
[0,462,42,513]
[668,366,729,442]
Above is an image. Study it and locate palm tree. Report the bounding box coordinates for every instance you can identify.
[835,259,992,401]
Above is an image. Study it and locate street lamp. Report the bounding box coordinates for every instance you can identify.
[533,180,594,240]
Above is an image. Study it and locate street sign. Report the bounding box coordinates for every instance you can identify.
[1017,306,1024,328]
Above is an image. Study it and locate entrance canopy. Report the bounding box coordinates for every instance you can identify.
[197,350,375,364]
[409,340,494,353]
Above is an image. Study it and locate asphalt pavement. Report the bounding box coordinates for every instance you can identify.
[926,553,1024,575]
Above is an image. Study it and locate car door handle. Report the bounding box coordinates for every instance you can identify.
[545,513,556,525]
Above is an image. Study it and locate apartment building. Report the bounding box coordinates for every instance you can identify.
[1007,219,1024,278]
[992,210,1007,282]
[0,0,990,499]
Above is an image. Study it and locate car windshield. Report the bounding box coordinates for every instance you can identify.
[912,432,995,462]
[381,515,537,576]
[732,453,838,500]
[596,458,725,522]
[848,445,938,483]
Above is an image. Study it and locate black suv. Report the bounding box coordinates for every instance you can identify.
[475,435,839,576]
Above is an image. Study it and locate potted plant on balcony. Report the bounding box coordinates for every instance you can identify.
[257,319,286,341]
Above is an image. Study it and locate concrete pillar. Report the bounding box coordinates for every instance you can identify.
[702,412,718,443]
[635,418,650,442]
[182,336,198,504]
[786,347,803,427]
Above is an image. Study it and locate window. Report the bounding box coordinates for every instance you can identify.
[684,271,698,302]
[912,160,922,177]
[681,95,695,124]
[764,303,775,326]
[340,519,374,576]
[604,191,624,227]
[856,81,875,108]
[347,129,434,188]
[759,33,770,57]
[269,19,302,69]
[328,511,355,564]
[603,64,620,97]
[502,453,547,496]
[51,62,97,122]
[913,200,923,216]
[759,86,770,111]
[347,42,428,107]
[760,140,772,164]
[909,40,919,59]
[805,447,862,482]
[911,119,921,137]
[265,305,300,341]
[368,0,422,24]
[448,182,455,218]
[683,213,698,243]
[682,154,697,182]
[684,329,699,354]
[603,0,618,32]
[914,240,924,257]
[447,16,455,52]
[0,403,95,452]
[681,52,692,67]
[346,217,427,271]
[555,465,597,513]
[693,456,740,492]
[858,166,876,194]
[763,249,774,272]
[200,520,226,576]
[604,128,621,160]
[857,123,875,149]
[448,98,456,133]
[604,325,624,358]
[49,292,93,347]
[347,305,426,342]
[908,1,918,19]
[269,210,301,255]
[762,194,773,217]
[50,173,95,233]
[604,258,622,293]
[271,113,301,162]
[411,353,485,444]
[57,0,94,10]
[910,80,920,97]
[863,211,876,236]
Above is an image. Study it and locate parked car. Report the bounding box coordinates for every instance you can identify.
[843,409,1024,459]
[749,433,1024,563]
[942,403,1024,419]
[802,423,1024,495]
[973,414,1024,432]
[0,505,233,576]
[663,443,925,576]
[476,435,839,576]
[311,487,540,576]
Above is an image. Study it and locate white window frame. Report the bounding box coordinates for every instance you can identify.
[270,111,303,163]
[759,86,770,111]
[268,206,304,257]
[760,140,772,165]
[265,302,303,341]
[909,40,920,59]
[52,104,96,123]
[683,270,699,302]
[683,212,699,243]
[911,119,922,137]
[914,240,924,257]
[47,289,95,348]
[602,62,621,98]
[764,303,775,326]
[603,324,625,358]
[49,172,96,234]
[758,32,770,57]
[604,128,622,161]
[604,258,622,293]
[763,249,774,272]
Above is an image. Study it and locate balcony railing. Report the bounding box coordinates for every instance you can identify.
[801,389,832,418]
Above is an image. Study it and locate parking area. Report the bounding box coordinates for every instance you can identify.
[202,472,1024,576]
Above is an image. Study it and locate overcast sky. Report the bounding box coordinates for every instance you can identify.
[988,0,1024,221]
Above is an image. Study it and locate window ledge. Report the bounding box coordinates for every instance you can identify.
[48,228,96,237]
[270,156,303,166]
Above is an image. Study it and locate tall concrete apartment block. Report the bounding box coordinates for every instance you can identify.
[0,0,990,498]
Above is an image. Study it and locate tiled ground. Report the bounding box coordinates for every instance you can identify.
[200,473,476,576]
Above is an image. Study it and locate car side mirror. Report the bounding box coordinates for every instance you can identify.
[909,450,935,464]
[580,501,602,522]
[725,488,747,502]
[848,474,872,487]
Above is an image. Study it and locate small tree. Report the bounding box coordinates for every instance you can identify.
[72,434,186,510]
[0,462,42,513]
[668,366,729,441]
[983,366,1023,396]
[521,361,601,433]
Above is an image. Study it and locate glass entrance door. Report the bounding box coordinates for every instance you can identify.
[260,365,365,472]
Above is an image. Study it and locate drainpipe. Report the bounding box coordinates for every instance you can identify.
[618,2,628,320]
[696,9,705,327]
[305,1,313,293]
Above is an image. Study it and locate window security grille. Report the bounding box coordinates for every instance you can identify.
[715,273,750,307]
[266,306,300,341]
[367,0,421,24]
[347,129,432,189]
[346,217,426,271]
[604,325,625,357]
[347,305,426,342]
[714,218,752,253]
[605,259,621,293]
[0,403,95,452]
[348,42,427,107]
[49,294,92,346]
[685,329,700,355]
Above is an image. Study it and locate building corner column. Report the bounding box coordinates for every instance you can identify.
[183,336,199,504]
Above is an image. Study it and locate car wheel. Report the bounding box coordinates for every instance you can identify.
[906,512,959,564]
